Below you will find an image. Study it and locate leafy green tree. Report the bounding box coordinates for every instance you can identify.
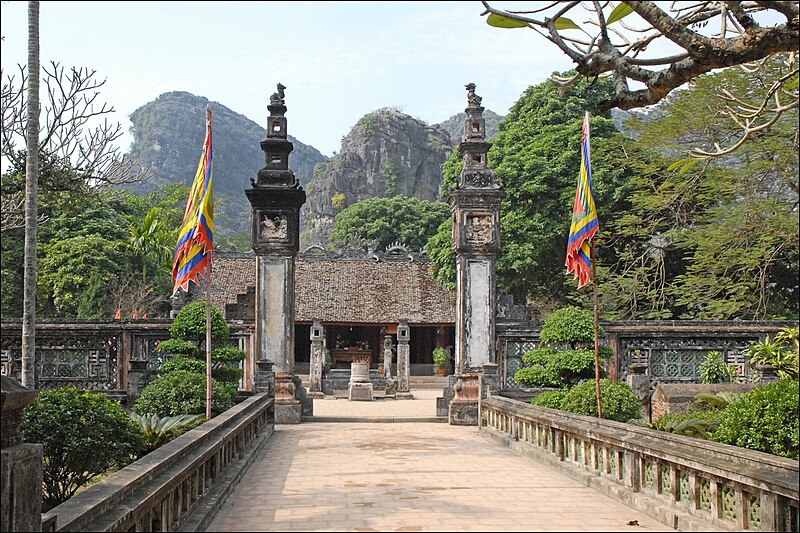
[617,57,799,320]
[126,207,173,282]
[22,387,145,510]
[331,195,449,252]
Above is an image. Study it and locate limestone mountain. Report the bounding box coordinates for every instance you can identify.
[125,91,327,237]
[435,108,504,145]
[302,107,454,246]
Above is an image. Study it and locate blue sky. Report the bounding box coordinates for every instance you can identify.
[1,1,577,157]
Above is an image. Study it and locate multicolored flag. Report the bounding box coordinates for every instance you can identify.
[565,112,599,288]
[172,107,214,294]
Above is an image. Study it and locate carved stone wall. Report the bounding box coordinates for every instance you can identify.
[498,321,793,390]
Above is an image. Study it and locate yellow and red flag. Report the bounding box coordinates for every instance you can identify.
[172,107,214,294]
[565,112,599,288]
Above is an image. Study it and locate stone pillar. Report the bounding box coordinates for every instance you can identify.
[245,83,309,424]
[447,83,504,426]
[627,363,651,422]
[1,376,42,533]
[396,319,412,398]
[308,319,325,397]
[383,335,393,379]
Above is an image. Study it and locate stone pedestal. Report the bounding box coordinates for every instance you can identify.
[449,373,481,425]
[1,376,42,533]
[275,374,303,424]
[348,357,373,401]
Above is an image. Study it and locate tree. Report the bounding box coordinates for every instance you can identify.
[480,2,799,159]
[21,0,40,388]
[604,58,798,319]
[330,195,450,252]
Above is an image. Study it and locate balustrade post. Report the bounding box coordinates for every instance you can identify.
[624,451,640,491]
[710,480,721,520]
[554,429,564,460]
[669,465,679,503]
[688,472,699,510]
[759,493,780,532]
[736,488,747,530]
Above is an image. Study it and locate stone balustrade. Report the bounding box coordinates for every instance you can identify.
[480,395,799,532]
[41,393,274,532]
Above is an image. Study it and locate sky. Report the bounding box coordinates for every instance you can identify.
[1,1,578,158]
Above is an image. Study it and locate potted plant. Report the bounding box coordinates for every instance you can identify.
[744,327,799,381]
[432,347,448,375]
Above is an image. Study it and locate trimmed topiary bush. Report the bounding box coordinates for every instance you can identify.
[514,347,609,388]
[539,305,603,348]
[531,389,568,409]
[711,379,799,460]
[134,370,234,417]
[22,386,145,510]
[560,379,642,422]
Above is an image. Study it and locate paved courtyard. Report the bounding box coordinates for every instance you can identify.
[208,406,675,532]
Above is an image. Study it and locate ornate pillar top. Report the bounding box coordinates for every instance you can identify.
[455,82,499,191]
[247,82,306,255]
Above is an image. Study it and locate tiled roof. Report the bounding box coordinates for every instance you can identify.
[205,253,455,324]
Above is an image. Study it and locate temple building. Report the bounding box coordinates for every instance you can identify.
[193,245,456,376]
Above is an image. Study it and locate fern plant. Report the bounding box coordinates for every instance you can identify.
[129,412,204,452]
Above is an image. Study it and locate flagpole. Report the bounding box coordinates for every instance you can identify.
[205,248,212,420]
[591,235,603,419]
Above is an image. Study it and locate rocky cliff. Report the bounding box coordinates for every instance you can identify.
[125,91,327,237]
[301,107,454,246]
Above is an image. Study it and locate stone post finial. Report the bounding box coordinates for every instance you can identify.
[270,83,286,106]
[465,82,482,110]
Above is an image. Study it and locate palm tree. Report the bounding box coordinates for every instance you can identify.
[22,0,40,388]
[127,207,173,282]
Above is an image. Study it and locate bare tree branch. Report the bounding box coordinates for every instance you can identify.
[1,60,150,186]
[481,1,798,108]
[481,1,799,158]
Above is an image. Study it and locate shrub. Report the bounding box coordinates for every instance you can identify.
[531,389,568,409]
[697,351,733,383]
[539,306,603,347]
[134,370,235,417]
[711,380,799,460]
[560,379,642,422]
[22,387,145,510]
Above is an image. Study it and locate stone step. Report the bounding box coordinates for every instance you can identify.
[302,416,446,423]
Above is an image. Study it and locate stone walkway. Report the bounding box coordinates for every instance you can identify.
[207,397,675,532]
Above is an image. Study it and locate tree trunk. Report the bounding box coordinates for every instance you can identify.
[22,0,40,388]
